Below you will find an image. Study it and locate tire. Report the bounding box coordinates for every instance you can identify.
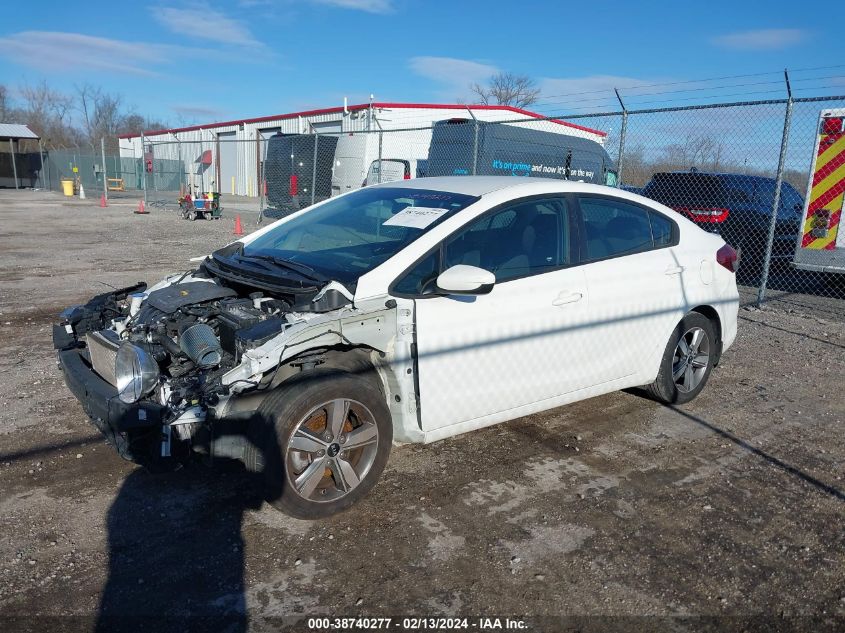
[243,372,392,519]
[646,312,718,405]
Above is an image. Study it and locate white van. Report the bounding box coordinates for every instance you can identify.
[331,131,431,196]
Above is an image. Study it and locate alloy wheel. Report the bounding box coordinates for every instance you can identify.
[672,326,710,393]
[285,398,380,503]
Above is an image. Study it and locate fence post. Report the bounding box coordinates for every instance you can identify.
[258,134,265,223]
[38,140,46,190]
[465,106,479,175]
[377,130,383,183]
[175,134,183,195]
[9,139,19,189]
[141,132,147,206]
[757,70,794,306]
[311,131,318,206]
[100,137,108,202]
[614,88,628,185]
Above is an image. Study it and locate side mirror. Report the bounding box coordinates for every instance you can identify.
[436,265,495,295]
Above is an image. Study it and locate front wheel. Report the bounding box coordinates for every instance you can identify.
[244,372,392,519]
[646,312,717,405]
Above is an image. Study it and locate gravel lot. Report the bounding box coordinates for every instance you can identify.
[0,190,843,631]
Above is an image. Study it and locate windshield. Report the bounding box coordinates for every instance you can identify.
[243,187,479,283]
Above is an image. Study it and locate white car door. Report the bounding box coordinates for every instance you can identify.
[575,195,687,382]
[400,197,596,433]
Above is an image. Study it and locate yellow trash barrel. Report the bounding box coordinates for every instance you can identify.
[61,179,74,197]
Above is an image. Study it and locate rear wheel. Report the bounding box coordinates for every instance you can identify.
[244,372,392,519]
[646,312,717,405]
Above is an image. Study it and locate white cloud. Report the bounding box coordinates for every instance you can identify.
[171,104,227,118]
[310,0,393,12]
[409,56,498,98]
[152,3,265,48]
[712,28,808,51]
[0,31,202,76]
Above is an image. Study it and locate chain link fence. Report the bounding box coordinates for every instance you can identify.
[17,95,843,307]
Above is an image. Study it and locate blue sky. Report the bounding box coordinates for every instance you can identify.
[0,0,837,127]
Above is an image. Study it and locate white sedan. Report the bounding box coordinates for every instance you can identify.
[55,177,739,518]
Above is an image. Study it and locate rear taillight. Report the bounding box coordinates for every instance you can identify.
[717,244,739,273]
[673,206,730,223]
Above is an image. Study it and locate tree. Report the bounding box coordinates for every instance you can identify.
[77,84,125,147]
[0,85,10,122]
[660,134,725,172]
[617,144,652,187]
[17,81,79,147]
[470,72,541,108]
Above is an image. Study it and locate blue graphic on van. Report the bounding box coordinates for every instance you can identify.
[492,159,531,177]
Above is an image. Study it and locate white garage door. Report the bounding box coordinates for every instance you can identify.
[310,120,342,134]
[218,131,237,194]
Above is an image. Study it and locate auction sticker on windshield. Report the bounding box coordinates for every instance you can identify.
[383,207,449,229]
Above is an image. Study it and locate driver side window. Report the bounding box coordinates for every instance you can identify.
[445,199,570,282]
[392,197,571,295]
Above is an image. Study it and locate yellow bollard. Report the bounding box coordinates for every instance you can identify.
[231,176,235,195]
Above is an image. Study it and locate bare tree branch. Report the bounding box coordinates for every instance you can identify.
[470,72,541,108]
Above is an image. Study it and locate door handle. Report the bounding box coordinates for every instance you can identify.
[552,291,583,306]
[665,265,685,275]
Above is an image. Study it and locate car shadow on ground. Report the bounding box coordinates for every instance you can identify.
[95,415,284,632]
[624,387,845,504]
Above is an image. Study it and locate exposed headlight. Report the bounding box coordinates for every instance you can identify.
[115,342,159,404]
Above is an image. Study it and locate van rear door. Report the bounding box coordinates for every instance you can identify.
[365,159,411,185]
[331,135,367,196]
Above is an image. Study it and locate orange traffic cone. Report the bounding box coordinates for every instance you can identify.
[99,193,107,208]
[233,214,244,236]
[135,200,148,215]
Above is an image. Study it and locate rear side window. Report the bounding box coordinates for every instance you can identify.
[649,211,673,246]
[578,197,656,260]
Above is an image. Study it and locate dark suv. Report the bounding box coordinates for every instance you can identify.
[641,171,803,278]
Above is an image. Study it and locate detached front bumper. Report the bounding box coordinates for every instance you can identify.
[55,326,164,460]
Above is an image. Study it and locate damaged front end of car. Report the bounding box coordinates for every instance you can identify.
[52,247,410,470]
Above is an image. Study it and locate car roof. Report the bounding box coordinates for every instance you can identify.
[369,176,613,197]
[656,171,776,183]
